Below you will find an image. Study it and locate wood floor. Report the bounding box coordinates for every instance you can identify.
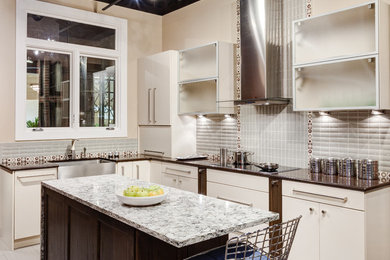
[0,240,39,260]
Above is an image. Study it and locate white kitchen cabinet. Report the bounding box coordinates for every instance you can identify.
[282,196,319,260]
[161,173,198,193]
[161,163,198,193]
[0,167,57,250]
[319,204,365,260]
[138,51,175,126]
[178,42,236,115]
[137,50,196,158]
[14,169,57,240]
[116,162,133,177]
[207,169,269,235]
[293,1,390,111]
[116,161,150,181]
[207,169,269,209]
[150,161,162,184]
[282,180,390,260]
[133,160,150,182]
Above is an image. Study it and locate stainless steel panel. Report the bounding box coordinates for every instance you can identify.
[56,159,116,179]
[240,0,306,102]
[240,0,267,100]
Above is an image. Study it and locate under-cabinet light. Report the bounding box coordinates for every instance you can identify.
[371,110,384,115]
[319,111,330,116]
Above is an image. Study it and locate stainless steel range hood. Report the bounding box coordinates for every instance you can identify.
[237,0,304,106]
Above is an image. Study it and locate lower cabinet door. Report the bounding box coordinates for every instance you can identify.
[15,169,57,239]
[150,161,162,184]
[177,176,198,193]
[117,162,133,177]
[161,173,179,188]
[319,204,365,260]
[133,161,150,181]
[282,196,320,260]
[207,181,269,236]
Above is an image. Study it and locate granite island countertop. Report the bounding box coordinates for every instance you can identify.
[42,175,279,248]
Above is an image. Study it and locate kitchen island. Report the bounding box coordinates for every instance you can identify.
[41,175,278,260]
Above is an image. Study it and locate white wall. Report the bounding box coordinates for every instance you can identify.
[162,0,237,50]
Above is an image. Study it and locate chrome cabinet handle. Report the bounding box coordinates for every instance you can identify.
[32,128,43,132]
[136,165,139,179]
[153,88,156,123]
[217,196,253,207]
[166,167,192,174]
[292,189,348,203]
[148,88,151,123]
[121,166,125,176]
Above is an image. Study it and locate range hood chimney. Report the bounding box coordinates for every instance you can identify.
[237,0,302,106]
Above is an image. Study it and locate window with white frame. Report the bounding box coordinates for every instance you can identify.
[16,0,127,140]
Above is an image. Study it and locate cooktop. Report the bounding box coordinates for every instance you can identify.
[212,163,299,174]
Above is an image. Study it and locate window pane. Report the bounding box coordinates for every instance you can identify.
[80,57,116,127]
[26,50,70,128]
[27,13,115,50]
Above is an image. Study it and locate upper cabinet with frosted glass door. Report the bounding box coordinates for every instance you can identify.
[178,42,236,115]
[15,0,127,140]
[293,1,390,111]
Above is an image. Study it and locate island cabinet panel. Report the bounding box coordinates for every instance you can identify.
[46,191,68,260]
[69,208,99,260]
[42,187,227,260]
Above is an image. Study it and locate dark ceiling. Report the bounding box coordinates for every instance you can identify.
[97,0,200,16]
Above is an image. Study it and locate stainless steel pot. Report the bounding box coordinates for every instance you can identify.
[233,151,253,165]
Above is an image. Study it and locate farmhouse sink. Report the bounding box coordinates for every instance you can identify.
[53,159,116,179]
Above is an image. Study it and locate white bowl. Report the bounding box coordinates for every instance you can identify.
[116,190,168,206]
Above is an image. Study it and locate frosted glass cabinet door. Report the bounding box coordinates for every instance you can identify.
[294,57,377,110]
[179,43,217,81]
[294,3,376,65]
[179,80,217,114]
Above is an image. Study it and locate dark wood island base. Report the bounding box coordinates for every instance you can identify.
[41,187,227,260]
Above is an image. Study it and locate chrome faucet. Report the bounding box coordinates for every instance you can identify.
[68,139,79,159]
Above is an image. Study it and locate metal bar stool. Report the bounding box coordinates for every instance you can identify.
[188,216,302,260]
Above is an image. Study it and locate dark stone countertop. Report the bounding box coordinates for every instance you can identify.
[2,155,390,192]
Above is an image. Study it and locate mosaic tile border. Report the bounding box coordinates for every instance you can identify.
[1,151,139,166]
[236,0,241,151]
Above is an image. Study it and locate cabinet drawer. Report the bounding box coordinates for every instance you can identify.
[282,180,364,211]
[15,168,57,239]
[162,163,198,179]
[207,169,268,193]
[207,182,268,210]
